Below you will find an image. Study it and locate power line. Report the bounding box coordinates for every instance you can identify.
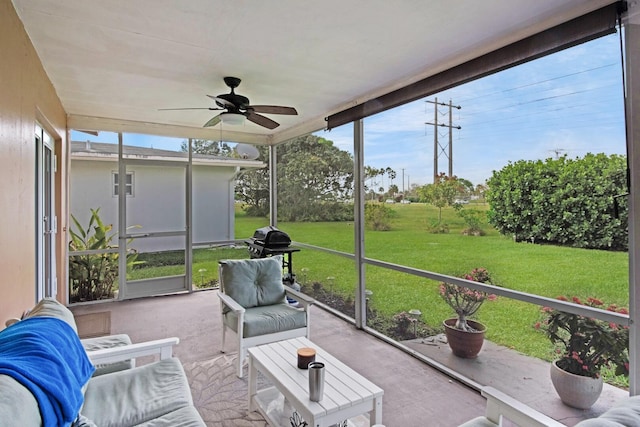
[455,63,617,104]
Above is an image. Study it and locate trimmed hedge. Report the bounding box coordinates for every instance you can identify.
[486,153,628,250]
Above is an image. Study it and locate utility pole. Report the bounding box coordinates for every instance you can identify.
[401,168,405,194]
[549,148,567,159]
[426,98,461,182]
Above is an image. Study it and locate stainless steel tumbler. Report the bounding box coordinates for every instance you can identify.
[308,362,325,402]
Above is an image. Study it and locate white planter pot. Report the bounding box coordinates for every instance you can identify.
[550,360,603,409]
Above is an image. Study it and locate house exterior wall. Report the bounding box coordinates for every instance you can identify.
[70,159,236,253]
[0,0,69,319]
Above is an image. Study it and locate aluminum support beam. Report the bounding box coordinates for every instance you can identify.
[185,139,193,291]
[117,132,127,299]
[354,120,366,329]
[269,145,278,227]
[625,0,640,395]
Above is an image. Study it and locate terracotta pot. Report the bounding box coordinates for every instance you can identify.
[443,318,486,358]
[550,360,603,409]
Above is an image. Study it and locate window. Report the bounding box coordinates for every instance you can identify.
[113,172,134,197]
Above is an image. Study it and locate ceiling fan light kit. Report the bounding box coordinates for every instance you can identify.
[220,112,246,126]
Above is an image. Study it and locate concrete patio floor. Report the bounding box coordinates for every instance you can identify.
[70,290,629,426]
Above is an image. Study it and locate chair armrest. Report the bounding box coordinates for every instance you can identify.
[87,337,179,365]
[481,387,566,427]
[284,285,315,307]
[218,291,246,313]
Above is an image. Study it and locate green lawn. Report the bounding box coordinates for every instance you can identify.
[131,202,629,370]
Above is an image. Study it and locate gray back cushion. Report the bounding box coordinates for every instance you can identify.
[220,256,285,308]
[24,298,78,332]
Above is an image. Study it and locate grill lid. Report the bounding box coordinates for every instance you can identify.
[251,226,291,248]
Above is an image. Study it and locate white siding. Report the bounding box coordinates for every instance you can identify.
[70,159,236,253]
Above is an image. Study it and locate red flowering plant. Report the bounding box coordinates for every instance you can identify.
[535,296,629,379]
[439,267,497,332]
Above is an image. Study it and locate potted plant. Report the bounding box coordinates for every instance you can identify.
[535,296,629,409]
[439,267,496,358]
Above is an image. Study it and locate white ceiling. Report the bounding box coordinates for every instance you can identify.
[12,0,614,145]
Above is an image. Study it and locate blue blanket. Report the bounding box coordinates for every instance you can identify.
[0,317,95,427]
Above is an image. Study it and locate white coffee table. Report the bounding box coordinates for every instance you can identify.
[247,337,384,427]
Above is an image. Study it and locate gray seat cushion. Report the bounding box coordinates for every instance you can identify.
[81,334,134,376]
[82,358,193,427]
[575,396,640,426]
[223,303,307,337]
[135,406,206,427]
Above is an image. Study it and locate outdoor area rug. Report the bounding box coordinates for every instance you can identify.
[182,353,268,426]
[183,354,369,427]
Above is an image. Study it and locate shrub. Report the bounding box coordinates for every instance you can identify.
[365,203,396,231]
[486,154,627,250]
[428,219,449,234]
[456,206,486,236]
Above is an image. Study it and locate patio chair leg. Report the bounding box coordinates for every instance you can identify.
[221,320,226,353]
[237,346,245,378]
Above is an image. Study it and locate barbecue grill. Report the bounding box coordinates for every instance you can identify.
[245,226,300,285]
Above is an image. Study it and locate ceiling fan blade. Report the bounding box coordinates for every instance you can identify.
[203,114,222,128]
[206,95,235,109]
[246,111,279,129]
[249,105,298,115]
[158,107,223,111]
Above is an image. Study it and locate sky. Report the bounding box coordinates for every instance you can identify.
[317,32,627,190]
[72,33,627,192]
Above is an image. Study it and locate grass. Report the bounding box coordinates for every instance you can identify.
[130,202,629,377]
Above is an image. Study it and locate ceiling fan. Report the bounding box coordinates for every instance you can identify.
[159,77,297,130]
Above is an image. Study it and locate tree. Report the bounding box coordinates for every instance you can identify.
[457,178,474,200]
[235,146,270,216]
[386,167,396,186]
[180,139,233,156]
[237,135,355,221]
[418,173,462,222]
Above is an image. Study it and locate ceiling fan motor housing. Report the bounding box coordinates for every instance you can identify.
[217,92,250,110]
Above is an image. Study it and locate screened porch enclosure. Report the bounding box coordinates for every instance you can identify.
[62,1,640,397]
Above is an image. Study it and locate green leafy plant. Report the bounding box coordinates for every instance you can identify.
[365,203,396,231]
[535,296,629,378]
[69,208,142,302]
[428,219,449,234]
[455,206,486,236]
[439,268,496,332]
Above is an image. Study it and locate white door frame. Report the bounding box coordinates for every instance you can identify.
[35,123,57,301]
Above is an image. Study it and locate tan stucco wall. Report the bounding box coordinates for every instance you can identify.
[0,0,68,319]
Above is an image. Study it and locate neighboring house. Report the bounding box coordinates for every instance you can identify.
[70,141,264,253]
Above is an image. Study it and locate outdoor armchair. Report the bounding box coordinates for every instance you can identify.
[218,256,314,377]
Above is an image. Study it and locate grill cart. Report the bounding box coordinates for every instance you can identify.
[245,226,300,287]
